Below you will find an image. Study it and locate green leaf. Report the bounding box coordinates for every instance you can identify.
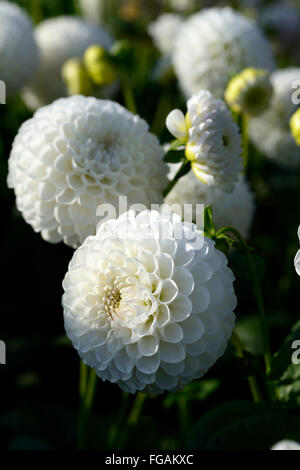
[186,401,300,450]
[268,320,300,381]
[164,379,220,408]
[163,149,185,163]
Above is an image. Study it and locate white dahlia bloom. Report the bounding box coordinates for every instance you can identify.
[172,7,276,98]
[165,166,254,239]
[7,95,167,248]
[63,210,237,394]
[148,14,183,56]
[0,1,39,97]
[271,440,300,450]
[249,68,300,167]
[22,16,114,110]
[79,0,107,23]
[294,226,300,276]
[167,91,243,192]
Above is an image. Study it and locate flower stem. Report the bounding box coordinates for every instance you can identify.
[231,331,263,403]
[107,391,130,449]
[121,73,137,114]
[162,160,191,198]
[127,392,146,426]
[177,396,190,441]
[77,362,97,449]
[151,90,172,137]
[216,226,276,402]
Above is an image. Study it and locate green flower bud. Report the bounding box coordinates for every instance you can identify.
[84,44,117,86]
[225,68,273,117]
[62,58,93,96]
[290,108,300,146]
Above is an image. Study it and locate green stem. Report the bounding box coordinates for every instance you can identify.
[30,0,43,24]
[78,364,97,450]
[231,331,263,403]
[79,360,88,400]
[162,160,191,198]
[177,396,190,441]
[107,392,130,449]
[242,113,249,171]
[121,73,137,114]
[127,392,146,426]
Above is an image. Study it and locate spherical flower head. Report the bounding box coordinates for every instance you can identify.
[22,16,114,110]
[148,13,183,56]
[290,108,300,146]
[7,95,167,248]
[172,7,275,98]
[249,68,300,168]
[166,91,243,192]
[165,165,254,239]
[62,58,93,96]
[62,209,237,394]
[271,440,300,450]
[294,226,300,277]
[0,1,39,96]
[83,45,117,86]
[225,68,273,117]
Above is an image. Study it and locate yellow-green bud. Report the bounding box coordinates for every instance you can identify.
[225,68,273,117]
[290,108,300,146]
[83,44,117,86]
[62,58,93,96]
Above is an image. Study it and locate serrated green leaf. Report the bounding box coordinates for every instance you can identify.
[186,401,300,450]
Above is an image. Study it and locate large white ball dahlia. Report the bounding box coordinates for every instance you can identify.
[172,7,276,98]
[271,440,300,450]
[249,68,300,167]
[62,210,237,394]
[22,16,114,110]
[148,13,183,56]
[7,95,167,248]
[0,1,39,97]
[165,166,254,240]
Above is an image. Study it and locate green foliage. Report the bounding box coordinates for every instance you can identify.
[186,401,300,450]
[268,320,300,381]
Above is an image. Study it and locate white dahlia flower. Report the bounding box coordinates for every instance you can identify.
[63,210,237,394]
[0,1,39,97]
[79,0,107,23]
[249,68,300,167]
[7,95,167,248]
[294,226,300,276]
[172,7,276,98]
[22,16,114,110]
[271,440,300,450]
[166,91,243,192]
[165,165,254,239]
[148,14,183,56]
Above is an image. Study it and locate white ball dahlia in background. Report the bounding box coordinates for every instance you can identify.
[166,91,243,192]
[294,226,300,276]
[148,13,183,56]
[7,95,167,248]
[22,16,114,110]
[0,1,39,97]
[172,7,275,98]
[249,68,300,168]
[63,210,237,394]
[271,440,300,450]
[165,165,254,239]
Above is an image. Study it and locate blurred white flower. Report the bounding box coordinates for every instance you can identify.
[0,1,39,96]
[271,440,300,450]
[166,91,242,192]
[22,16,114,110]
[148,13,183,56]
[294,226,300,276]
[165,166,254,239]
[7,95,167,248]
[168,0,200,14]
[172,7,275,98]
[63,209,236,394]
[249,68,300,167]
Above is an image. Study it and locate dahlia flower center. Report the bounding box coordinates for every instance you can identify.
[79,134,121,175]
[102,283,122,319]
